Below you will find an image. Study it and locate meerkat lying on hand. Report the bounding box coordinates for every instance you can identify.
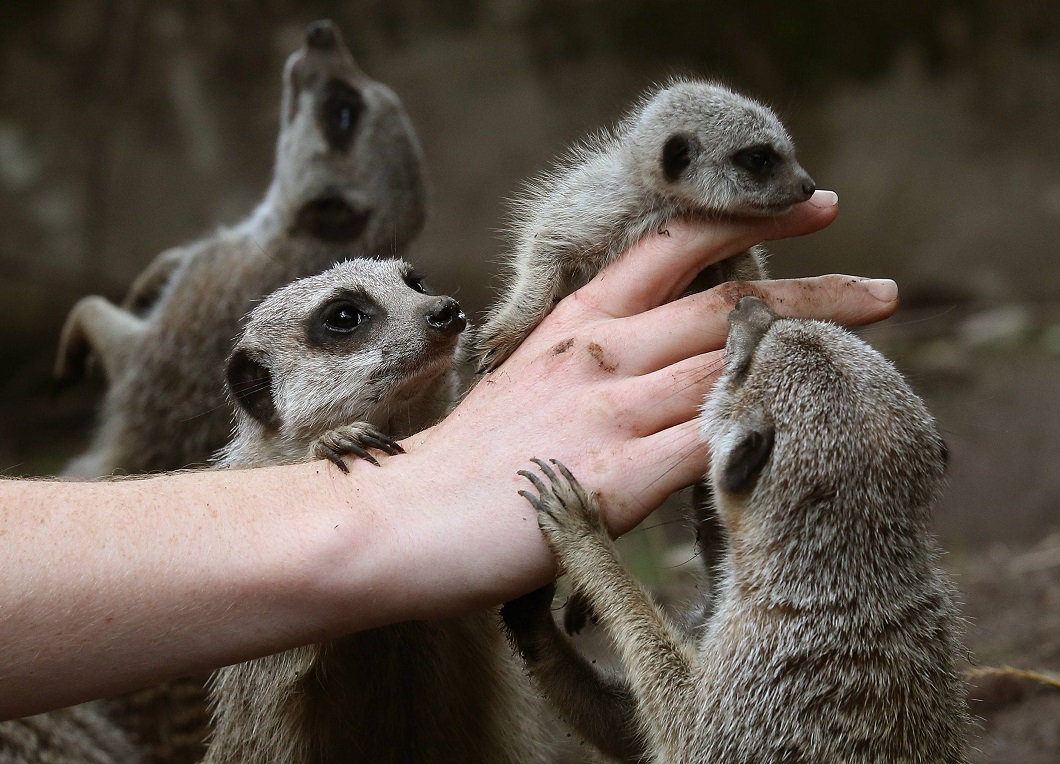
[506,297,970,764]
[204,259,552,764]
[476,79,815,371]
[56,19,428,479]
[487,80,816,637]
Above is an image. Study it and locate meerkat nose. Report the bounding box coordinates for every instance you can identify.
[425,297,467,336]
[799,175,816,200]
[305,20,338,49]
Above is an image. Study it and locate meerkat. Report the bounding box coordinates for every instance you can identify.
[484,80,814,637]
[0,706,141,764]
[49,20,427,763]
[203,258,551,764]
[56,18,428,478]
[476,79,815,371]
[503,296,970,763]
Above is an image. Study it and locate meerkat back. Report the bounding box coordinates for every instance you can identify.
[57,18,429,479]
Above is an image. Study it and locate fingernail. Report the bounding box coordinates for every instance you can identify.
[809,189,839,208]
[862,278,898,302]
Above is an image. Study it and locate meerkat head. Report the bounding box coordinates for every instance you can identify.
[701,297,947,546]
[225,258,465,448]
[271,20,427,250]
[629,80,815,216]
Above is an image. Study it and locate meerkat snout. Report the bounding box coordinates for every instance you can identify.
[305,19,339,49]
[424,296,466,335]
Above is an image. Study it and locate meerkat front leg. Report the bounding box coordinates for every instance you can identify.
[475,255,569,372]
[55,296,146,391]
[309,423,404,472]
[520,459,700,758]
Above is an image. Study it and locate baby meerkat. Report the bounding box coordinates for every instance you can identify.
[476,79,815,370]
[203,259,551,764]
[56,19,428,478]
[505,297,970,763]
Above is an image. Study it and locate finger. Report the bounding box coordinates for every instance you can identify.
[617,351,727,436]
[607,421,711,536]
[610,274,899,375]
[577,190,839,318]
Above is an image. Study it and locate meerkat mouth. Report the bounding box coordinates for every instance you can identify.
[372,345,457,400]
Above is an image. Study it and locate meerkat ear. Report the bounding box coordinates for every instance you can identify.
[719,423,775,494]
[226,348,280,429]
[661,133,697,181]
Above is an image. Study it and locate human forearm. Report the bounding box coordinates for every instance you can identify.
[0,465,390,718]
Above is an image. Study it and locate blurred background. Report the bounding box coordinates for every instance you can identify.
[1,1,1058,758]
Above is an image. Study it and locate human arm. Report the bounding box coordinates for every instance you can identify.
[0,190,897,718]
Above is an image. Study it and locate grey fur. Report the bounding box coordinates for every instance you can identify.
[204,259,552,764]
[0,705,140,764]
[506,297,970,763]
[476,79,814,370]
[214,258,464,468]
[57,19,428,478]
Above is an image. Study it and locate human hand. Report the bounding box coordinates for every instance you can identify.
[362,190,898,612]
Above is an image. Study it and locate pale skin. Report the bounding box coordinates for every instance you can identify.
[0,190,897,720]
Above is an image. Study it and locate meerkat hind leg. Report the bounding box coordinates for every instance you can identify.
[522,459,700,753]
[309,422,404,472]
[502,584,646,764]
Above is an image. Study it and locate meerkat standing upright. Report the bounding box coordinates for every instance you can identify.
[476,79,815,370]
[504,296,970,763]
[48,20,427,763]
[56,19,428,478]
[201,258,551,764]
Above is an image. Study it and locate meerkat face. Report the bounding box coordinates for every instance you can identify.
[226,258,465,443]
[701,297,947,535]
[633,81,815,216]
[273,20,427,245]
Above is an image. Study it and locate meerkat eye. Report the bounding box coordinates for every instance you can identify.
[403,271,430,294]
[733,146,781,176]
[320,80,365,152]
[321,301,366,333]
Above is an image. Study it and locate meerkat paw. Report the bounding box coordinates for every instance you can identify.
[474,326,522,373]
[475,308,545,373]
[310,423,404,473]
[518,458,609,554]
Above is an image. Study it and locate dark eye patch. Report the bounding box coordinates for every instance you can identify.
[306,291,377,348]
[733,145,782,177]
[322,301,365,333]
[319,79,365,152]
